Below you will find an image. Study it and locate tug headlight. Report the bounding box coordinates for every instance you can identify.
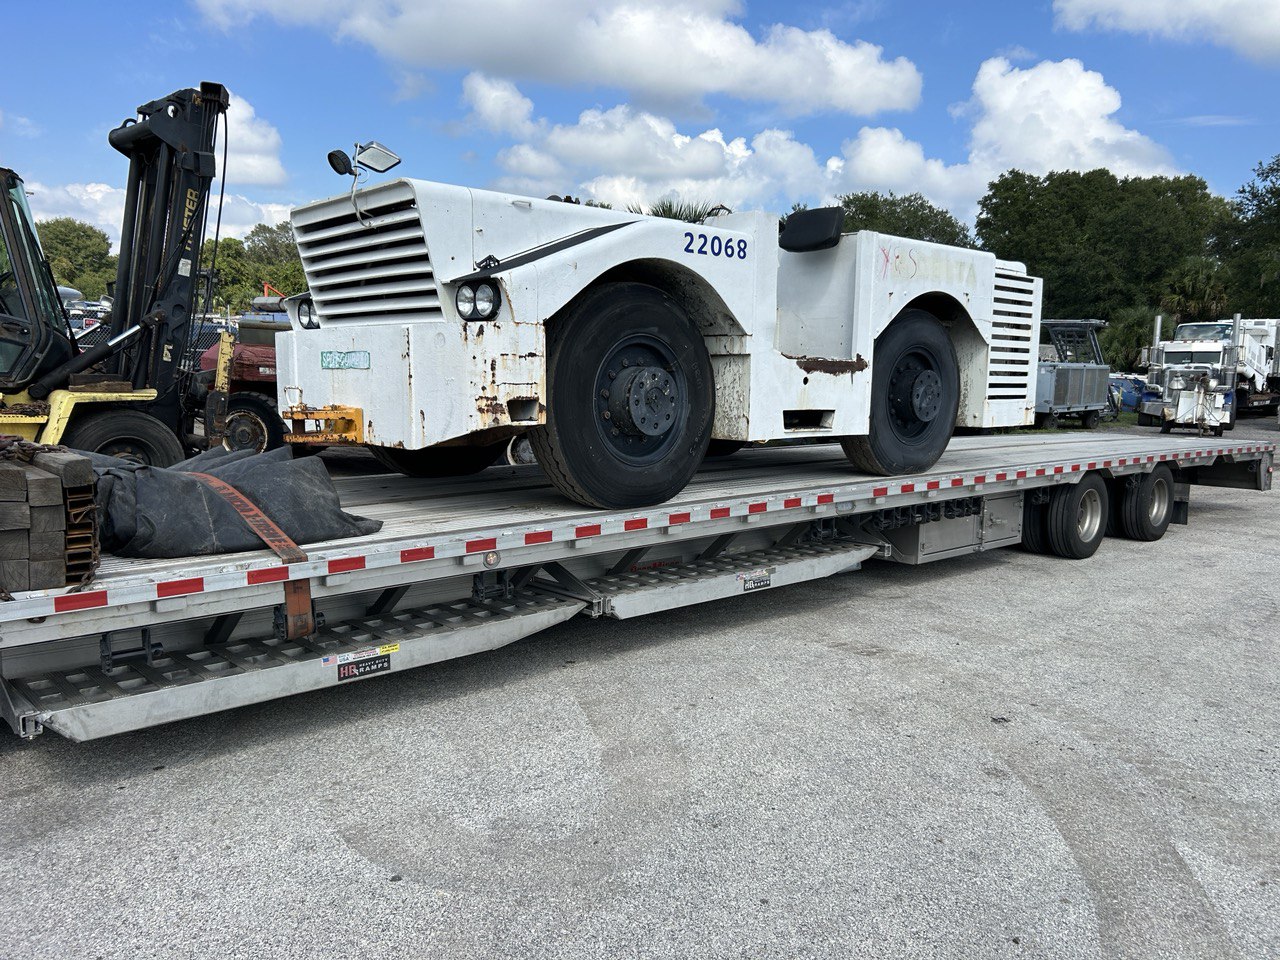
[455,281,501,320]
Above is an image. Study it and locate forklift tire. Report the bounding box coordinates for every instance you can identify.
[704,439,746,459]
[369,443,505,478]
[1081,409,1101,429]
[1020,494,1050,554]
[842,310,959,476]
[62,410,185,467]
[223,392,286,453]
[1045,473,1109,559]
[529,282,714,508]
[1116,464,1173,542]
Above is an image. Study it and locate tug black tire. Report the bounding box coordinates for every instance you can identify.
[62,410,185,466]
[1116,464,1174,542]
[705,439,746,459]
[1046,473,1109,560]
[529,283,713,508]
[842,309,959,475]
[369,443,504,477]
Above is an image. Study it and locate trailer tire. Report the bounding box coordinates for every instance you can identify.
[705,439,746,459]
[1082,409,1101,429]
[369,443,504,477]
[62,409,185,466]
[1021,495,1050,553]
[841,309,959,476]
[1117,464,1173,542]
[530,282,713,508]
[1159,419,1173,434]
[1046,473,1109,559]
[222,392,286,453]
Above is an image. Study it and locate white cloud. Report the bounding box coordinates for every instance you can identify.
[196,0,922,116]
[1055,0,1280,61]
[965,57,1175,178]
[223,94,287,187]
[27,180,290,253]
[480,57,1177,222]
[462,73,537,137]
[0,109,42,138]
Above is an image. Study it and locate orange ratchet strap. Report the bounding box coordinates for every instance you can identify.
[189,471,316,639]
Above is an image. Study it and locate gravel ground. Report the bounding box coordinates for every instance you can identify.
[2,421,1277,960]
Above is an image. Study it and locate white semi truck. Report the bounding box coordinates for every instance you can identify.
[1140,315,1280,433]
[275,179,1042,507]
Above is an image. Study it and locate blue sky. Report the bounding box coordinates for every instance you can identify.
[2,0,1276,246]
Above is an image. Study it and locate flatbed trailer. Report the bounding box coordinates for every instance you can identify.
[0,432,1272,742]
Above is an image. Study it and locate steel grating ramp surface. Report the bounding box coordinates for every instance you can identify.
[580,538,880,619]
[8,537,880,740]
[10,589,586,741]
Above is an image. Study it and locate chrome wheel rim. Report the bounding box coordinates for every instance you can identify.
[1077,488,1103,542]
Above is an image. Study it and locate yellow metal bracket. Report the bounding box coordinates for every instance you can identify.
[282,404,365,445]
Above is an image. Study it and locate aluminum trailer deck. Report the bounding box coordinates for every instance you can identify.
[0,432,1272,741]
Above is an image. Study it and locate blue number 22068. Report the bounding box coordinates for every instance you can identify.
[684,232,748,260]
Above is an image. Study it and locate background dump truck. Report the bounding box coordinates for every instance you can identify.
[276,184,1042,508]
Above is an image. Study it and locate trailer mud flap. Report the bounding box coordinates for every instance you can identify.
[1184,451,1274,492]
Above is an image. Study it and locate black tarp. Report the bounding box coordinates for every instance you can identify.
[90,446,381,559]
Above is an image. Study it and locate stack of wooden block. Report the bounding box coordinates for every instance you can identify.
[0,450,97,593]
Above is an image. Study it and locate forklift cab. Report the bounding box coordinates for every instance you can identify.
[0,168,75,393]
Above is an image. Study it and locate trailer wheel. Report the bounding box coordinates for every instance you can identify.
[62,409,185,466]
[369,443,504,477]
[1137,412,1155,427]
[705,439,746,459]
[1159,419,1173,434]
[530,282,713,508]
[1081,409,1101,429]
[1046,473,1109,559]
[1116,464,1173,541]
[222,392,286,453]
[1020,494,1050,553]
[842,309,959,475]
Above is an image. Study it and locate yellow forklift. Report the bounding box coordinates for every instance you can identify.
[0,82,232,463]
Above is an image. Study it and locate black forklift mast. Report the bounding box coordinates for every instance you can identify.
[27,82,230,427]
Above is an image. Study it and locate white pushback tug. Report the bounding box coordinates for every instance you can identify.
[277,158,1042,508]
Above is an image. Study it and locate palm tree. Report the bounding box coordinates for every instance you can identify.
[1160,257,1230,323]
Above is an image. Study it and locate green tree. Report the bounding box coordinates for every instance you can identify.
[200,222,305,314]
[1100,304,1161,371]
[1222,154,1280,316]
[1159,256,1230,323]
[628,198,721,222]
[37,218,118,299]
[976,169,1231,326]
[838,191,973,247]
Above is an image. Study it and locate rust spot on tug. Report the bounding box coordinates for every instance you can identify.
[790,354,868,375]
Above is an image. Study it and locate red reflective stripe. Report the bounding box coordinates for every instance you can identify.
[1102,460,1112,468]
[54,590,108,613]
[901,483,916,493]
[817,493,834,504]
[748,502,767,514]
[711,507,731,519]
[247,566,289,585]
[466,538,497,553]
[951,478,964,487]
[401,546,436,562]
[975,475,987,484]
[328,556,365,574]
[926,480,940,491]
[995,472,1007,481]
[157,577,203,599]
[872,486,888,497]
[624,518,649,531]
[524,530,553,545]
[783,497,801,508]
[575,524,601,539]
[1016,470,1027,479]
[1087,462,1096,470]
[667,513,690,525]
